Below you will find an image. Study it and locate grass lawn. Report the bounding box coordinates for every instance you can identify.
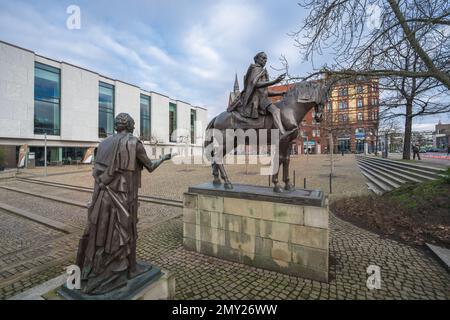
[331,168,450,248]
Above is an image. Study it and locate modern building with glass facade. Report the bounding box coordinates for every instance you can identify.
[0,40,208,168]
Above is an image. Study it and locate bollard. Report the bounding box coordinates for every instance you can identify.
[329,173,332,194]
[304,177,306,189]
[268,175,271,187]
[293,170,296,187]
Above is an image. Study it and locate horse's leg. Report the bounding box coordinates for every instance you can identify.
[283,155,295,191]
[212,160,221,186]
[281,140,295,191]
[217,145,233,189]
[272,158,283,193]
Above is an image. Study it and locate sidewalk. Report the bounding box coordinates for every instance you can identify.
[386,152,450,169]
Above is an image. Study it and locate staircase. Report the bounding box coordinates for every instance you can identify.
[356,155,447,195]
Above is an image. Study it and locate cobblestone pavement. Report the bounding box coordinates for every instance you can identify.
[0,210,64,258]
[1,213,448,300]
[0,155,448,300]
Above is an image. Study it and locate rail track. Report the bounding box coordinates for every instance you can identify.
[8,177,183,208]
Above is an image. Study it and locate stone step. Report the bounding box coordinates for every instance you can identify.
[358,167,393,193]
[357,158,423,183]
[358,158,435,182]
[357,161,408,185]
[357,164,400,189]
[365,182,384,196]
[359,156,445,177]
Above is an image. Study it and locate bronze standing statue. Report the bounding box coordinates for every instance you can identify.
[75,113,171,295]
[207,52,332,192]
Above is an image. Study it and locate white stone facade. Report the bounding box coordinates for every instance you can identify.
[0,40,208,165]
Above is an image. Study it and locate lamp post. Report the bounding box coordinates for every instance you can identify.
[44,133,48,177]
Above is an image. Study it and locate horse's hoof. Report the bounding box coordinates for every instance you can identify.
[213,178,222,186]
[284,183,295,191]
[273,185,283,193]
[224,182,233,190]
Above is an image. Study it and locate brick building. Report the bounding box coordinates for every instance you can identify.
[270,78,380,154]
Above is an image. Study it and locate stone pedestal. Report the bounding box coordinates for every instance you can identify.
[183,183,329,282]
[9,269,176,300]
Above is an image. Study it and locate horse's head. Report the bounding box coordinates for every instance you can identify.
[286,81,330,123]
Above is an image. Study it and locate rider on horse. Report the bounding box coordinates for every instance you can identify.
[228,52,294,139]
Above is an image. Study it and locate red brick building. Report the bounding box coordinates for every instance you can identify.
[271,78,380,154]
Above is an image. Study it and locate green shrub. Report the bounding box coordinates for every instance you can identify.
[441,168,450,184]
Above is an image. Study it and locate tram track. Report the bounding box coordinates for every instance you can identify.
[13,177,183,208]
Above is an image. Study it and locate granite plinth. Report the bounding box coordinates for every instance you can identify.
[57,265,162,300]
[183,183,329,282]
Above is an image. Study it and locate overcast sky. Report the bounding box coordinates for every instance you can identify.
[0,0,448,130]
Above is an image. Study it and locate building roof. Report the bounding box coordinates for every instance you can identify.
[0,39,207,111]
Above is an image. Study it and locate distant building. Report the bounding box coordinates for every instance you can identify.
[411,130,435,148]
[0,40,208,168]
[268,78,380,154]
[435,121,450,149]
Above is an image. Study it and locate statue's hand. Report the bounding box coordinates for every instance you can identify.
[160,153,174,161]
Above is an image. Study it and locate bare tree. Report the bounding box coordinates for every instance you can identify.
[292,0,450,89]
[379,50,449,158]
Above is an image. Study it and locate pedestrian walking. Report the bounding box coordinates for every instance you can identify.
[412,144,421,160]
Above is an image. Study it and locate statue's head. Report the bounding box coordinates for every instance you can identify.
[115,113,135,133]
[254,52,267,67]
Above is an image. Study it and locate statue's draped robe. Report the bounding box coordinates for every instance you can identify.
[241,63,272,119]
[76,132,156,294]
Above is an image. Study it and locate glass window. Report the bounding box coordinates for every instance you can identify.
[358,112,363,121]
[356,85,364,94]
[190,109,196,144]
[34,62,60,135]
[338,87,348,96]
[98,82,114,138]
[327,101,332,112]
[169,102,177,142]
[357,97,363,108]
[343,114,348,122]
[339,100,348,109]
[140,94,151,140]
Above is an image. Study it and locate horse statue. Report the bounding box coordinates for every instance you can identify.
[204,80,332,193]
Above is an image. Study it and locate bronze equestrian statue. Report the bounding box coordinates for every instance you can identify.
[75,113,171,295]
[206,52,332,193]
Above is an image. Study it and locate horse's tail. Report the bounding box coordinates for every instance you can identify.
[203,116,217,149]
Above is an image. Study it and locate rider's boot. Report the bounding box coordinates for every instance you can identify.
[269,105,295,139]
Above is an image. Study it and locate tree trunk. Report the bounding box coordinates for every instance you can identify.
[402,102,413,160]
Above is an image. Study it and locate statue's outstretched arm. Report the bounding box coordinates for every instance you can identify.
[136,141,171,172]
[255,72,286,89]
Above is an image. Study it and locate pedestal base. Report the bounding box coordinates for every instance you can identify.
[57,265,162,300]
[9,267,176,300]
[183,183,329,282]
